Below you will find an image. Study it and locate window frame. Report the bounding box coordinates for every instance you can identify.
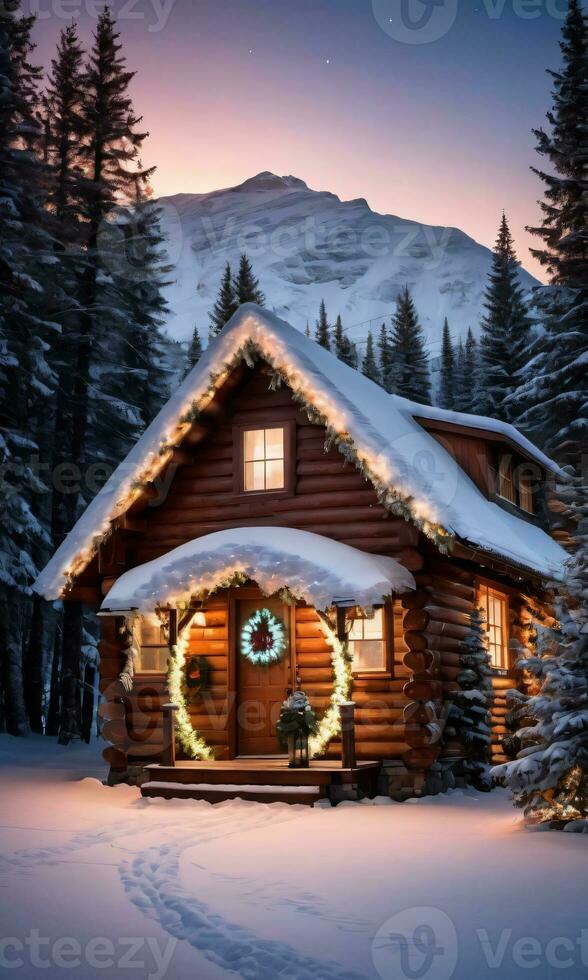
[494,451,539,517]
[136,620,169,675]
[346,600,395,679]
[233,420,296,497]
[477,581,510,673]
[497,454,516,505]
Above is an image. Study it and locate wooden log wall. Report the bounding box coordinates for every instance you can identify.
[127,368,422,568]
[93,361,548,783]
[295,602,411,761]
[115,599,412,766]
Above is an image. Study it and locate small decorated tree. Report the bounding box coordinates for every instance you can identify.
[493,476,588,828]
[277,691,319,768]
[446,607,494,789]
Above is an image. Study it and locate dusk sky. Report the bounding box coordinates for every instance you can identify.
[32,0,574,281]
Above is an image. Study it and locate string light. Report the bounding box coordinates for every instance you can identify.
[167,621,214,760]
[240,608,287,665]
[309,612,353,758]
[53,314,453,597]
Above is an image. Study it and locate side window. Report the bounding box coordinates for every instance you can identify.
[347,606,387,673]
[137,620,168,673]
[478,584,509,670]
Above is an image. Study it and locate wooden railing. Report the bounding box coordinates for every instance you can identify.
[339,701,356,769]
[162,703,179,767]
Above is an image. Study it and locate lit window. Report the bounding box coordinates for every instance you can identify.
[478,585,509,670]
[498,456,515,504]
[138,621,168,673]
[347,607,386,672]
[518,472,534,514]
[243,427,285,492]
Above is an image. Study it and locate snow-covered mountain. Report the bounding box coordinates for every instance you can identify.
[158,172,537,352]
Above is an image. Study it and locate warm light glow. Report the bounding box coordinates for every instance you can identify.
[309,612,353,758]
[58,319,452,596]
[168,620,214,760]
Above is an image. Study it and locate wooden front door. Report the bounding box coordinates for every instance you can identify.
[236,596,291,756]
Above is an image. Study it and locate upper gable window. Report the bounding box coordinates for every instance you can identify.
[243,427,285,492]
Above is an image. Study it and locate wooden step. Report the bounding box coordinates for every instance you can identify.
[143,760,379,788]
[140,780,323,805]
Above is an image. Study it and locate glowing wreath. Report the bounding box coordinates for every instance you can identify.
[240,608,287,665]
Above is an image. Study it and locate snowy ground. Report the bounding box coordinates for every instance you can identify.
[0,736,586,980]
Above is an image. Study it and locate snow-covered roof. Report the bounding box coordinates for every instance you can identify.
[34,304,569,599]
[409,401,565,476]
[100,527,416,613]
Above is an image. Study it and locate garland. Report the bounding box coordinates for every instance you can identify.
[59,331,454,595]
[167,622,213,760]
[309,612,353,758]
[163,589,351,760]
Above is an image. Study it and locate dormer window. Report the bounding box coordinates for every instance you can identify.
[496,453,536,515]
[498,456,515,504]
[518,472,534,514]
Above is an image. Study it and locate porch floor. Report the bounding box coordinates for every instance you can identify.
[140,758,381,805]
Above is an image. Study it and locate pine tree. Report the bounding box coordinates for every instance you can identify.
[453,338,466,412]
[475,214,531,421]
[512,2,587,465]
[446,607,493,789]
[377,322,393,392]
[494,476,588,828]
[361,330,380,384]
[389,287,431,404]
[233,253,265,307]
[527,0,587,288]
[209,262,237,338]
[333,314,358,368]
[186,325,203,373]
[314,299,330,351]
[54,8,166,740]
[463,328,478,414]
[439,318,455,410]
[111,186,173,429]
[44,23,86,230]
[0,1,59,734]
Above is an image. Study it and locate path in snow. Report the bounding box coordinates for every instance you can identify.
[119,804,368,980]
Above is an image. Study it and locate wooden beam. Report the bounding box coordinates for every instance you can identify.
[168,608,178,648]
[63,585,101,606]
[161,704,179,767]
[340,702,357,769]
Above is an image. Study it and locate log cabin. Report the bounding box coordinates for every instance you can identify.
[34,305,568,804]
